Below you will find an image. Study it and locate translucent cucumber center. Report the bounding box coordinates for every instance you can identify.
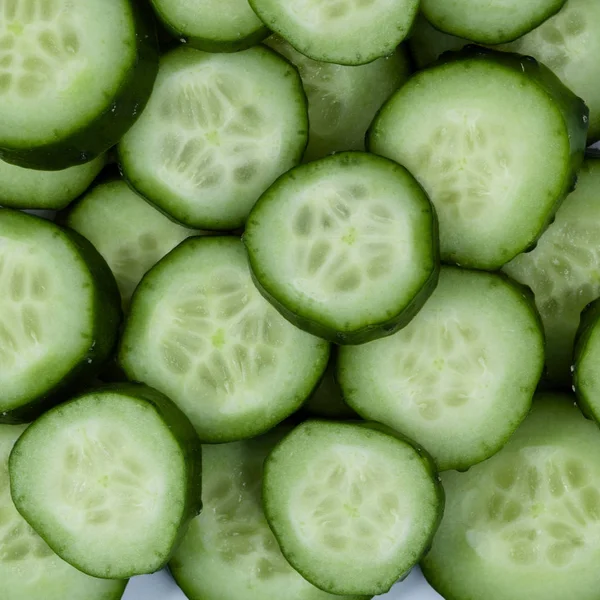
[288,0,383,25]
[292,444,408,559]
[465,448,600,568]
[0,0,82,99]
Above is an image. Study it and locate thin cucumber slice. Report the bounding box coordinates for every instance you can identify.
[369,48,588,270]
[573,299,600,418]
[263,420,443,596]
[0,424,127,600]
[245,152,439,344]
[150,0,268,52]
[65,178,197,310]
[250,0,419,65]
[0,154,105,210]
[0,0,158,171]
[504,159,600,386]
[0,209,121,423]
[264,36,410,162]
[119,237,329,442]
[9,383,202,579]
[421,0,566,44]
[170,429,368,600]
[339,267,544,471]
[422,394,600,600]
[119,46,308,230]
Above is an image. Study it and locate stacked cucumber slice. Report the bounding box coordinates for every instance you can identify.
[3,1,600,600]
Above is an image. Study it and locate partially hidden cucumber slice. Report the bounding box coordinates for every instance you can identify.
[65,178,197,310]
[0,424,127,600]
[504,159,600,386]
[150,0,268,52]
[119,236,329,442]
[250,0,419,65]
[244,152,439,344]
[0,0,158,171]
[264,36,410,162]
[263,420,443,596]
[338,267,544,471]
[421,0,566,44]
[369,47,588,270]
[573,298,600,419]
[8,383,203,579]
[0,209,121,423]
[422,394,600,600]
[170,429,368,600]
[119,46,308,230]
[0,154,105,210]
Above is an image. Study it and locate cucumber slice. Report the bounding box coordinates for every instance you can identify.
[504,159,600,386]
[0,154,104,210]
[500,0,600,144]
[263,420,443,596]
[573,299,600,418]
[244,152,439,344]
[119,46,307,230]
[170,430,368,600]
[421,0,566,44]
[369,48,588,270]
[0,0,158,171]
[119,236,329,442]
[264,36,410,162]
[150,0,268,52]
[422,394,600,600]
[65,178,196,310]
[0,209,121,423]
[0,424,127,600]
[250,0,419,65]
[8,383,203,579]
[339,267,544,471]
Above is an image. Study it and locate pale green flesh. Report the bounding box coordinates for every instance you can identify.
[265,36,409,161]
[0,424,126,600]
[423,395,600,600]
[504,160,600,385]
[120,238,328,442]
[171,435,364,600]
[67,179,196,309]
[339,268,543,471]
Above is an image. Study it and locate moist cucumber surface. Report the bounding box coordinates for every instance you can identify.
[8,384,202,579]
[244,152,439,344]
[0,209,121,422]
[119,236,329,442]
[170,429,368,600]
[504,159,600,386]
[338,267,544,471]
[369,48,588,270]
[0,0,158,170]
[119,46,308,230]
[0,154,104,210]
[573,298,600,420]
[65,178,196,309]
[263,420,443,596]
[421,0,566,44]
[264,36,410,162]
[422,394,600,600]
[0,424,127,600]
[249,0,419,65]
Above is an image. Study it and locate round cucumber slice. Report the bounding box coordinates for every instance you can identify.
[244,152,439,344]
[0,424,127,600]
[369,48,588,270]
[0,0,158,171]
[263,420,443,596]
[170,429,368,600]
[119,236,329,442]
[9,383,202,579]
[119,46,308,230]
[0,209,121,423]
[574,298,600,419]
[422,394,600,600]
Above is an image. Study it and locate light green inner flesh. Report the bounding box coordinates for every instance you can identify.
[464,447,600,568]
[287,0,393,28]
